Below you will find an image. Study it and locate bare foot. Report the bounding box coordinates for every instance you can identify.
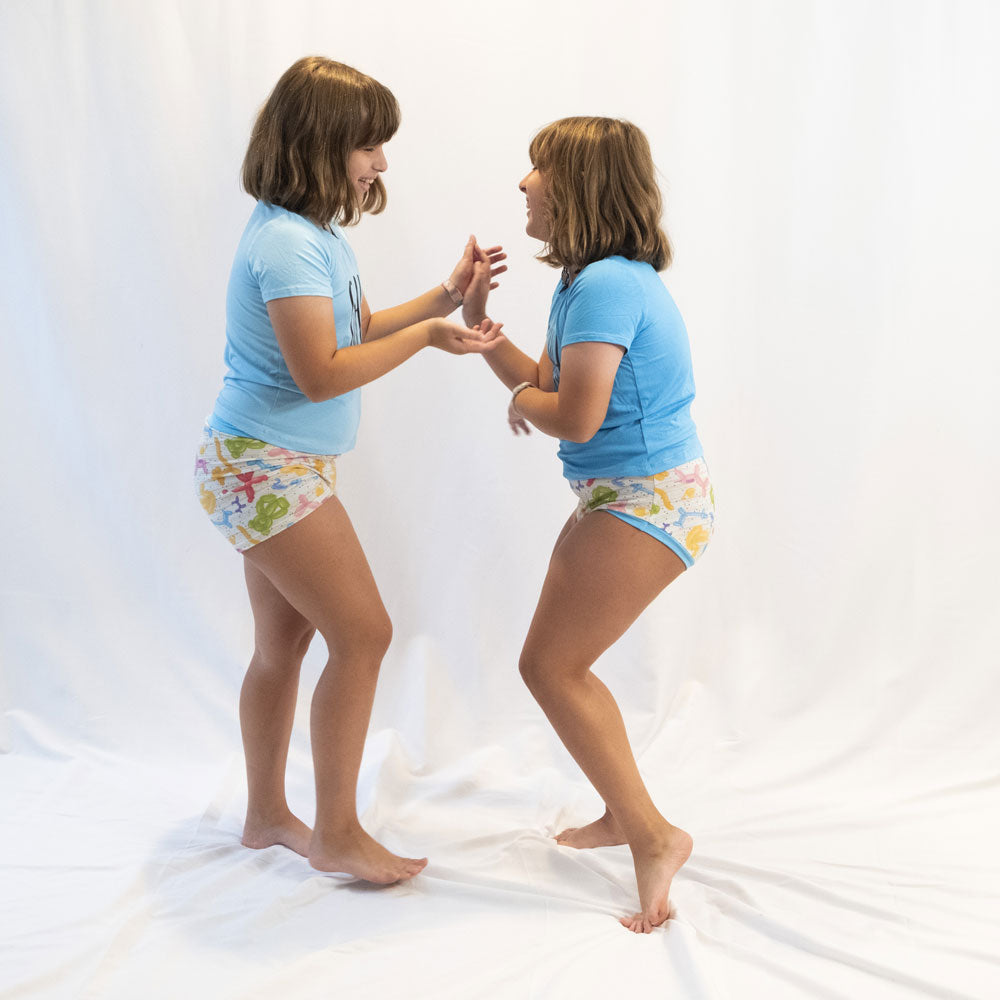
[242,811,313,857]
[555,808,626,849]
[620,825,693,934]
[309,825,427,884]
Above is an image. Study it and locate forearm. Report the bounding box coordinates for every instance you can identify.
[481,336,541,391]
[511,386,577,439]
[366,286,456,341]
[308,322,431,401]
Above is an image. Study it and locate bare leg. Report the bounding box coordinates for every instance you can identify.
[547,514,628,849]
[239,559,316,856]
[520,511,693,933]
[243,497,426,884]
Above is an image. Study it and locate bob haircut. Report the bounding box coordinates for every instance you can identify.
[242,56,400,228]
[529,117,672,273]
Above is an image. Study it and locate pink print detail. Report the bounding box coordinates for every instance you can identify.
[293,494,322,517]
[671,464,709,493]
[194,458,209,475]
[266,447,296,460]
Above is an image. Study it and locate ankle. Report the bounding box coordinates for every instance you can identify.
[312,817,364,842]
[620,817,676,854]
[245,802,293,826]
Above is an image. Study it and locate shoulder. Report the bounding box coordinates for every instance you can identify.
[564,257,648,321]
[570,257,645,301]
[246,203,334,264]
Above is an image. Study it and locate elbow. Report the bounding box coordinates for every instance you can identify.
[301,383,326,404]
[300,379,338,403]
[563,420,602,444]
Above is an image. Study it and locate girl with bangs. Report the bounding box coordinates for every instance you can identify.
[465,117,715,932]
[194,57,505,885]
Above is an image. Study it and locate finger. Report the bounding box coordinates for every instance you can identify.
[482,245,504,256]
[490,265,509,278]
[489,282,499,290]
[488,252,507,264]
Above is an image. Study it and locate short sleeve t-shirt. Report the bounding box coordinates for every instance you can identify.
[546,256,702,479]
[209,201,363,455]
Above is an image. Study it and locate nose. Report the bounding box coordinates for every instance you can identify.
[374,146,388,172]
[518,173,530,193]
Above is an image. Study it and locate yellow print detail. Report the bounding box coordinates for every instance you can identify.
[653,487,675,511]
[199,482,216,514]
[685,524,711,558]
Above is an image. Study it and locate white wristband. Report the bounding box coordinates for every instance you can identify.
[511,381,534,413]
[442,278,463,305]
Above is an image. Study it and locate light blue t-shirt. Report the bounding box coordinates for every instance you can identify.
[546,256,702,479]
[209,201,363,455]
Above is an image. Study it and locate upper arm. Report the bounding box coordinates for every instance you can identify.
[556,341,625,442]
[360,295,372,341]
[538,347,555,392]
[265,296,338,402]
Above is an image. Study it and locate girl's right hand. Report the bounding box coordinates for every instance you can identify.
[429,317,505,355]
[461,255,493,328]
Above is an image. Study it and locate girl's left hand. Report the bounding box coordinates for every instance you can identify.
[508,398,531,436]
[449,235,507,297]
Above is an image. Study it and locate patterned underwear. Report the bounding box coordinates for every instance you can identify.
[193,427,338,552]
[568,457,715,567]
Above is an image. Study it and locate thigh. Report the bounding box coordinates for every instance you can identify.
[242,496,390,654]
[548,510,580,564]
[244,559,315,662]
[523,511,687,673]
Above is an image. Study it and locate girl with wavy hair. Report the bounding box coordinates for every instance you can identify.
[194,57,505,884]
[465,117,714,931]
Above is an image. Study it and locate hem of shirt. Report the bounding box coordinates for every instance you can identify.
[559,329,633,350]
[208,405,355,457]
[560,436,703,480]
[261,285,335,303]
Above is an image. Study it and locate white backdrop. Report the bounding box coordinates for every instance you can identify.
[2,2,999,998]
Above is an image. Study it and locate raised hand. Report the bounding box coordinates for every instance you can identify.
[428,317,505,356]
[461,255,492,327]
[448,235,507,302]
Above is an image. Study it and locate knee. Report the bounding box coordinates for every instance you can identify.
[518,647,546,694]
[326,611,392,665]
[253,622,316,672]
[519,646,589,696]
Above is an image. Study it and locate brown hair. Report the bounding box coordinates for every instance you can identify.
[242,56,400,227]
[528,117,672,272]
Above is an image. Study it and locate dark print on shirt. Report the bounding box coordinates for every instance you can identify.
[348,274,363,346]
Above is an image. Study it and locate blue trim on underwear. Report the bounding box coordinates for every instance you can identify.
[595,508,694,567]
